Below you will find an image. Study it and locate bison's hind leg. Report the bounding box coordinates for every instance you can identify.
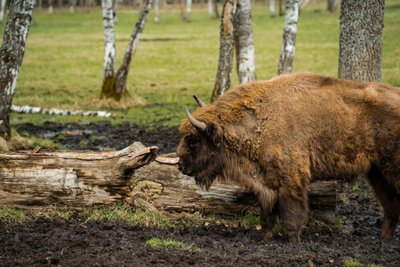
[367,166,400,240]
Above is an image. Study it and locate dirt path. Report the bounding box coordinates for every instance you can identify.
[2,121,399,266]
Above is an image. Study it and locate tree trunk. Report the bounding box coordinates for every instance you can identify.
[69,0,77,12]
[183,0,192,22]
[234,0,256,84]
[0,0,6,22]
[0,0,34,140]
[207,0,213,18]
[100,0,117,99]
[277,0,299,75]
[338,0,384,82]
[278,0,284,16]
[0,145,337,222]
[211,0,237,102]
[113,0,151,97]
[327,0,338,12]
[269,0,276,18]
[101,0,151,100]
[154,0,160,23]
[213,0,219,18]
[48,0,54,13]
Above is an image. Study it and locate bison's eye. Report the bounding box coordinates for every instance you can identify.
[188,139,199,151]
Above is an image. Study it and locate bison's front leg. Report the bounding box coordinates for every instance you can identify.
[260,203,279,239]
[280,192,309,243]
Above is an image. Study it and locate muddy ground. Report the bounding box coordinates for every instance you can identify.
[1,121,399,267]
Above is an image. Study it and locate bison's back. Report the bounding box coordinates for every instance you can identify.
[216,73,400,181]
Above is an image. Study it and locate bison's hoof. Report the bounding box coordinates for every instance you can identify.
[264,231,274,239]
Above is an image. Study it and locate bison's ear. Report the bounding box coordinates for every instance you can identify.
[205,123,222,147]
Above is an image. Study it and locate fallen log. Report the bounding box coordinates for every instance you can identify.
[0,143,336,222]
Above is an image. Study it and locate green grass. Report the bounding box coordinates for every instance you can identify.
[146,237,202,252]
[343,258,382,267]
[0,1,399,128]
[0,207,30,227]
[81,204,174,228]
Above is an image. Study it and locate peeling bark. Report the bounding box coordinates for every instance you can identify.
[277,0,299,75]
[234,0,256,84]
[0,147,337,222]
[211,0,237,102]
[338,0,384,82]
[0,0,34,140]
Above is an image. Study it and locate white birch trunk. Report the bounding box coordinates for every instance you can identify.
[234,0,256,84]
[69,0,77,13]
[277,0,299,75]
[207,0,213,18]
[154,0,160,23]
[114,0,152,96]
[0,0,34,140]
[0,0,6,22]
[11,105,112,118]
[269,0,276,17]
[101,0,116,79]
[211,0,237,102]
[183,0,192,21]
[48,0,53,13]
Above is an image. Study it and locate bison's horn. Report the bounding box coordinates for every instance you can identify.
[193,95,207,107]
[185,107,207,132]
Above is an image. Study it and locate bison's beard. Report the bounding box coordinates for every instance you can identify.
[193,157,224,190]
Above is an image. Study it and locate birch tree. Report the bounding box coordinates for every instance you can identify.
[338,0,384,82]
[327,0,338,12]
[211,0,237,102]
[183,0,192,22]
[0,0,35,140]
[234,0,256,84]
[101,0,116,96]
[269,0,276,18]
[277,0,299,75]
[0,0,6,22]
[101,0,152,100]
[211,0,256,102]
[154,0,160,23]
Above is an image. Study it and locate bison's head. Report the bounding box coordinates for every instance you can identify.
[176,96,224,189]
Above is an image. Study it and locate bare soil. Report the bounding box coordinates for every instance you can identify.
[1,121,399,267]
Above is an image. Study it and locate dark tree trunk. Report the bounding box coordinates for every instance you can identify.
[338,0,384,82]
[0,0,34,140]
[211,0,237,102]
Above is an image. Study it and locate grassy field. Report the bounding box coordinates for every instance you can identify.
[1,1,399,127]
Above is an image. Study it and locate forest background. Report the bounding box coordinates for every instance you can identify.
[0,0,399,142]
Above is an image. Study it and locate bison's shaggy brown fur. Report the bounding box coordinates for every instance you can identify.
[177,72,400,242]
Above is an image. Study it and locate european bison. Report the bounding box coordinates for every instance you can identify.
[176,72,400,243]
